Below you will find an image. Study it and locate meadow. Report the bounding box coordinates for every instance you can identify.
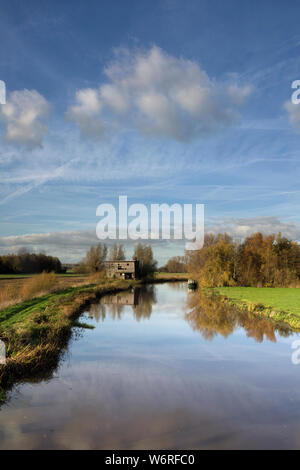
[215,287,300,328]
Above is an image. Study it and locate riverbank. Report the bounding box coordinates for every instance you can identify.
[213,287,300,329]
[0,274,186,398]
[0,278,139,394]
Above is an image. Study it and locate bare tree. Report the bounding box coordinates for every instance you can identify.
[86,243,107,272]
[108,244,125,261]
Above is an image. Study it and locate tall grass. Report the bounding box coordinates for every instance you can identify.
[0,283,16,308]
[0,271,110,311]
[0,272,57,309]
[20,272,57,300]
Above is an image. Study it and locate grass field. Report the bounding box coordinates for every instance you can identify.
[215,287,300,317]
[0,273,86,279]
[155,272,188,280]
[0,273,91,310]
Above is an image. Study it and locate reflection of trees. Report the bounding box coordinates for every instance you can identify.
[133,286,157,321]
[89,286,157,322]
[106,303,124,320]
[167,282,187,292]
[88,303,107,322]
[89,300,125,321]
[185,290,292,343]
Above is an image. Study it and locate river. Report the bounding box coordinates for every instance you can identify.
[0,282,300,449]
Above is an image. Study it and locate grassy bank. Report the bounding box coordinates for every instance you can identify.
[214,287,300,329]
[0,272,91,310]
[0,278,137,395]
[0,272,185,399]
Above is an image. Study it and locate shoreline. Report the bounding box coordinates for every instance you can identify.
[211,287,300,330]
[0,275,187,398]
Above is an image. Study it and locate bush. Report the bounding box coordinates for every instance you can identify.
[20,272,57,300]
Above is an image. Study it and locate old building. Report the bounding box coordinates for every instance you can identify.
[105,259,140,280]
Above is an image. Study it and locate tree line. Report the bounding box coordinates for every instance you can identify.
[0,249,62,274]
[74,242,157,278]
[187,232,300,287]
[159,255,188,273]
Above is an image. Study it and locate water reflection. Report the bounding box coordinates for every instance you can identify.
[1,282,300,450]
[88,285,157,322]
[185,290,292,343]
[89,284,293,344]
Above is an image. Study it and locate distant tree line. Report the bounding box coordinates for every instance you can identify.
[187,232,300,287]
[159,255,188,273]
[0,249,62,274]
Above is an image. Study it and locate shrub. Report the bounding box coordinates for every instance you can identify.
[20,272,57,300]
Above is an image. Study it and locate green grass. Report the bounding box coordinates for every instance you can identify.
[0,273,86,279]
[0,288,76,328]
[0,274,33,279]
[215,287,300,317]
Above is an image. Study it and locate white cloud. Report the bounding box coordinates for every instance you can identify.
[208,216,298,240]
[0,229,185,263]
[65,88,105,139]
[0,89,50,149]
[284,100,300,132]
[66,46,253,141]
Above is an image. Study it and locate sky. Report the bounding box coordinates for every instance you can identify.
[0,0,300,263]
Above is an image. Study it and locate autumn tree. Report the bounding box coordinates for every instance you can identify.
[162,255,188,273]
[187,231,300,288]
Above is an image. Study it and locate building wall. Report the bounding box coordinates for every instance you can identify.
[105,260,139,279]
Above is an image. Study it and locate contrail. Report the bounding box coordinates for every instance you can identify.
[0,157,79,206]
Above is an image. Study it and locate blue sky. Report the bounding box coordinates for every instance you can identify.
[0,0,300,263]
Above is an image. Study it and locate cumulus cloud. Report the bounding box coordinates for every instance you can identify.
[0,229,184,263]
[284,99,300,132]
[208,216,298,240]
[0,230,98,262]
[65,88,105,139]
[0,89,50,149]
[66,46,253,141]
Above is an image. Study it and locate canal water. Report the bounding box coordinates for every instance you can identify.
[1,282,300,449]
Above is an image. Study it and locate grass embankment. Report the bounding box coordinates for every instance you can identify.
[0,273,87,279]
[0,271,184,396]
[214,287,300,329]
[0,277,137,393]
[0,272,89,310]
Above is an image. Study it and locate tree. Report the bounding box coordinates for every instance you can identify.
[133,243,157,278]
[163,256,187,273]
[187,231,300,288]
[108,244,125,261]
[85,243,107,273]
[0,251,62,274]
